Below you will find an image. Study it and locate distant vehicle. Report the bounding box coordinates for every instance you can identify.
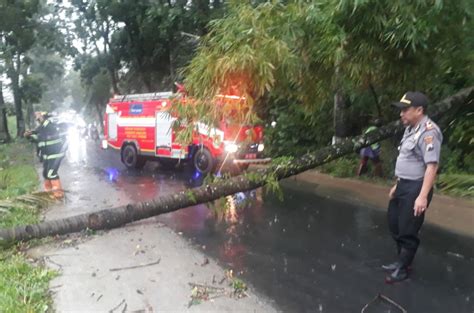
[102,91,270,174]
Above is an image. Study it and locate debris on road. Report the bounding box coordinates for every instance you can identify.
[447,251,465,259]
[109,258,161,272]
[188,273,249,307]
[361,294,407,313]
[188,283,226,307]
[109,298,126,313]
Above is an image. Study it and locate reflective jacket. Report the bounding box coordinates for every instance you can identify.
[365,126,381,150]
[30,119,67,160]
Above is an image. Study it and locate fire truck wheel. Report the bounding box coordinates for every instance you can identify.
[193,148,215,174]
[121,144,146,169]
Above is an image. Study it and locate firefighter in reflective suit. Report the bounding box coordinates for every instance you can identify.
[25,112,67,199]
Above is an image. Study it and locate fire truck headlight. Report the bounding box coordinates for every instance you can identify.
[224,142,239,153]
[258,143,265,152]
[101,140,108,149]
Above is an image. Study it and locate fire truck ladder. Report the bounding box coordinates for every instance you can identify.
[111,92,174,102]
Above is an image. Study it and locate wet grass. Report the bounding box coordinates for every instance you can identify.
[0,141,57,313]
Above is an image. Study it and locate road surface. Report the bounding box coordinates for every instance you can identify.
[32,135,474,312]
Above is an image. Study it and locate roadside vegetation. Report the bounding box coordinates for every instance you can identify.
[1,1,471,199]
[317,113,474,199]
[0,140,56,312]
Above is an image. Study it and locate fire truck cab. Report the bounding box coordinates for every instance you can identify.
[102,91,270,174]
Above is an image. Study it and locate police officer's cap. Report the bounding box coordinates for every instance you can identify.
[392,91,429,109]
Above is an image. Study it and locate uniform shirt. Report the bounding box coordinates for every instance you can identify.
[395,116,443,181]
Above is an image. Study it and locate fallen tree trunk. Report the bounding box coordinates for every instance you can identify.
[1,87,473,245]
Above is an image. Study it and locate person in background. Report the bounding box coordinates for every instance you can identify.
[25,112,67,199]
[357,118,383,177]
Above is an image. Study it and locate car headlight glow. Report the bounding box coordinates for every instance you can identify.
[258,143,265,152]
[224,142,239,153]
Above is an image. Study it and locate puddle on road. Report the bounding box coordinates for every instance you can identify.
[157,180,474,313]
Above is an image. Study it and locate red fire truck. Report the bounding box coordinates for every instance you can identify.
[102,91,270,174]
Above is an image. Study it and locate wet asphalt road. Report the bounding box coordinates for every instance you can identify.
[66,139,474,313]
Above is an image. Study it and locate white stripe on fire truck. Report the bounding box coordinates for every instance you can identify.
[117,117,156,127]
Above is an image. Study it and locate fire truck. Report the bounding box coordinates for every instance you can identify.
[102,91,270,174]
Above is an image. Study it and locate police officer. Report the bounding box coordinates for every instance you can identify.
[25,112,67,199]
[382,91,442,283]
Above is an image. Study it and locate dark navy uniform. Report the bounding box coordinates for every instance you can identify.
[31,119,66,180]
[29,118,67,196]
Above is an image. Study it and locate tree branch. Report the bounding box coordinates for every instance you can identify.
[0,87,472,245]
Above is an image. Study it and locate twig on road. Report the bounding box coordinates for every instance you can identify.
[188,283,225,290]
[109,258,161,272]
[44,253,79,257]
[109,299,126,313]
[361,294,407,313]
[50,284,63,289]
[45,256,63,270]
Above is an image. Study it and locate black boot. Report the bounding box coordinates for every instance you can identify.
[385,267,409,284]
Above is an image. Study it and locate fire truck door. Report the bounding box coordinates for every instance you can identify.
[108,113,118,140]
[155,111,174,149]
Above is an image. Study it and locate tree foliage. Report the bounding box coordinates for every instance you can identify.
[70,0,224,125]
[0,0,70,135]
[181,0,473,154]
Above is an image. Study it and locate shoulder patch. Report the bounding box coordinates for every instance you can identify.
[425,121,434,130]
[424,135,433,144]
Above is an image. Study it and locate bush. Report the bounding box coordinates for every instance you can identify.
[319,156,359,178]
[437,174,474,198]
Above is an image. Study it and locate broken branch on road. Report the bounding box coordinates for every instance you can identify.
[0,87,472,245]
[109,258,161,272]
[109,298,126,313]
[361,294,407,313]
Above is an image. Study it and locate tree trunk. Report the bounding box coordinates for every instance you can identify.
[0,87,472,245]
[332,63,348,145]
[8,52,25,137]
[108,66,120,95]
[0,81,11,143]
[103,21,120,95]
[369,83,383,119]
[25,102,34,129]
[333,90,351,144]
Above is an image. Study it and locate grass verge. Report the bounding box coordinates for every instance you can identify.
[0,140,57,313]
